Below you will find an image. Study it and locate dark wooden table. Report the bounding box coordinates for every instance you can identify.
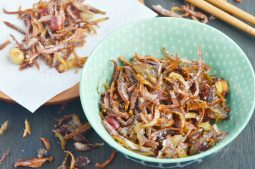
[1,0,255,169]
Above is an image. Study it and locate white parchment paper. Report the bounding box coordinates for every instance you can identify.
[0,0,156,112]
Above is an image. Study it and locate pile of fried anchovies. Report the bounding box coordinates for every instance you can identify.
[0,112,116,168]
[152,4,208,23]
[101,48,230,158]
[152,0,242,23]
[3,0,107,72]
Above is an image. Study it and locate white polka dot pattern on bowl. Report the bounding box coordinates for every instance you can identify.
[80,18,255,168]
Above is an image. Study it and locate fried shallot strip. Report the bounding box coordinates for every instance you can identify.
[23,119,31,138]
[14,157,53,168]
[0,150,10,165]
[64,123,91,140]
[40,137,51,150]
[0,40,11,51]
[95,151,116,168]
[0,121,9,135]
[3,21,26,35]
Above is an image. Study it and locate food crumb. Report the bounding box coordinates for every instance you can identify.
[75,156,90,168]
[58,103,68,114]
[95,151,116,168]
[23,119,31,138]
[14,156,53,168]
[0,40,11,51]
[0,121,9,135]
[40,137,51,150]
[0,150,10,165]
[37,148,48,158]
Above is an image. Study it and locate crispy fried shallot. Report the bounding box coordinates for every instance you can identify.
[40,137,51,150]
[74,142,104,151]
[14,156,53,168]
[0,121,9,135]
[101,48,230,158]
[64,123,91,140]
[58,151,91,169]
[23,119,31,138]
[53,113,95,153]
[75,156,90,168]
[95,151,116,168]
[53,130,66,150]
[58,151,76,169]
[4,0,107,72]
[0,150,10,165]
[152,5,182,17]
[3,21,26,35]
[0,40,11,51]
[37,148,48,158]
[153,4,208,23]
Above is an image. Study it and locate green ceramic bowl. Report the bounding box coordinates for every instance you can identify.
[80,17,255,168]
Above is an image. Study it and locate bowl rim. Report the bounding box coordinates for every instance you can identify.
[80,17,255,164]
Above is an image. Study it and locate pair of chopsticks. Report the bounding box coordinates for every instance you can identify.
[185,0,255,36]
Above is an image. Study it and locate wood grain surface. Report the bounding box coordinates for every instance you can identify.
[0,0,254,169]
[0,83,79,105]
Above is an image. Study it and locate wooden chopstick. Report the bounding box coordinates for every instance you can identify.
[185,0,255,36]
[206,0,255,25]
